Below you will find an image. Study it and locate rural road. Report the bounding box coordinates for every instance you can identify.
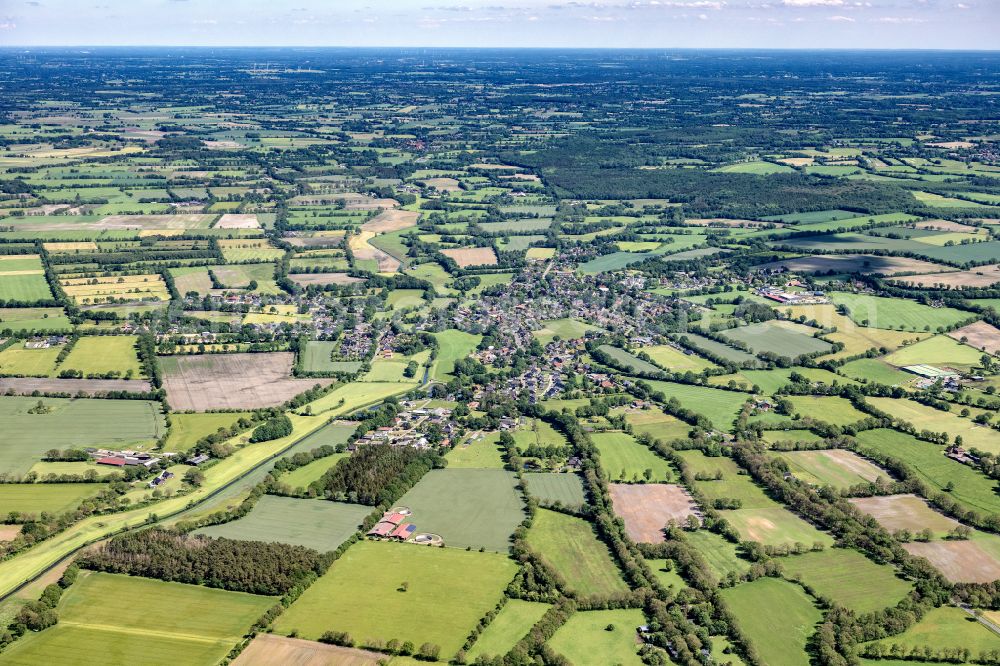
[958,603,1000,638]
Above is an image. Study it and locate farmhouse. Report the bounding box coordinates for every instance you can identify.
[93,450,160,467]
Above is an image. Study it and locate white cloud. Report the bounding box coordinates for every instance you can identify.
[0,21,15,29]
[827,14,854,20]
[874,16,927,23]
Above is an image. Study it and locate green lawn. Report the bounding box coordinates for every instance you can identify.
[860,607,1000,657]
[432,330,482,381]
[865,396,1000,455]
[590,431,674,483]
[643,380,750,430]
[164,412,251,453]
[523,473,587,508]
[781,548,912,614]
[883,334,983,369]
[396,469,525,552]
[686,530,749,580]
[854,429,1000,517]
[0,274,52,303]
[0,396,166,477]
[0,483,106,516]
[548,609,647,665]
[0,344,62,376]
[642,344,718,373]
[828,292,971,332]
[194,495,370,552]
[0,307,72,333]
[60,336,143,378]
[786,395,868,427]
[597,345,662,374]
[677,450,775,509]
[467,600,552,661]
[532,318,604,344]
[622,409,692,442]
[525,508,629,598]
[280,452,349,490]
[447,432,506,469]
[273,541,516,657]
[720,578,822,666]
[0,571,274,666]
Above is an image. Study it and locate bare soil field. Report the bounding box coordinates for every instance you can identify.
[608,483,699,543]
[757,254,950,276]
[948,320,1000,355]
[422,177,462,192]
[0,525,22,542]
[903,540,1000,583]
[162,352,333,411]
[442,247,499,267]
[912,219,982,233]
[927,140,975,149]
[215,214,261,229]
[350,231,401,272]
[0,377,152,396]
[889,264,1000,289]
[289,273,365,286]
[361,209,420,234]
[233,634,386,666]
[849,494,960,534]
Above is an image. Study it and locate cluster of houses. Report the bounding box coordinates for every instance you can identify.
[354,405,455,450]
[24,335,69,350]
[757,285,829,305]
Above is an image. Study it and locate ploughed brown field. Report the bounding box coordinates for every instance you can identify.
[948,320,1000,355]
[162,352,333,411]
[441,247,499,267]
[608,483,699,543]
[903,540,1000,584]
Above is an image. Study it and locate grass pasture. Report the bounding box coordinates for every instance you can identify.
[597,345,662,374]
[0,343,62,376]
[786,395,867,427]
[0,571,274,666]
[532,318,604,344]
[273,541,516,657]
[0,307,72,333]
[882,334,983,369]
[526,508,629,598]
[860,606,1000,657]
[678,450,774,509]
[164,412,250,453]
[622,409,691,443]
[547,609,647,666]
[781,548,912,614]
[854,429,1000,517]
[642,344,718,373]
[828,292,971,332]
[0,483,105,516]
[720,578,821,666]
[590,431,673,483]
[866,396,1000,455]
[432,330,481,381]
[721,506,834,549]
[60,335,142,378]
[0,396,165,476]
[686,530,749,580]
[396,469,525,552]
[194,495,370,552]
[467,600,552,661]
[777,449,885,489]
[447,432,505,469]
[643,380,750,430]
[720,320,833,359]
[523,472,587,508]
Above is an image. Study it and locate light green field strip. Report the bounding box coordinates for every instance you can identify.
[0,413,328,601]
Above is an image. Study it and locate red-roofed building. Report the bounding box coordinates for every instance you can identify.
[367,522,395,537]
[390,523,416,541]
[96,456,127,467]
[383,512,405,525]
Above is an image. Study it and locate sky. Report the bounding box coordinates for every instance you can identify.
[0,0,997,50]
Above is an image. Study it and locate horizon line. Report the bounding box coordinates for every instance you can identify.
[2,45,999,53]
